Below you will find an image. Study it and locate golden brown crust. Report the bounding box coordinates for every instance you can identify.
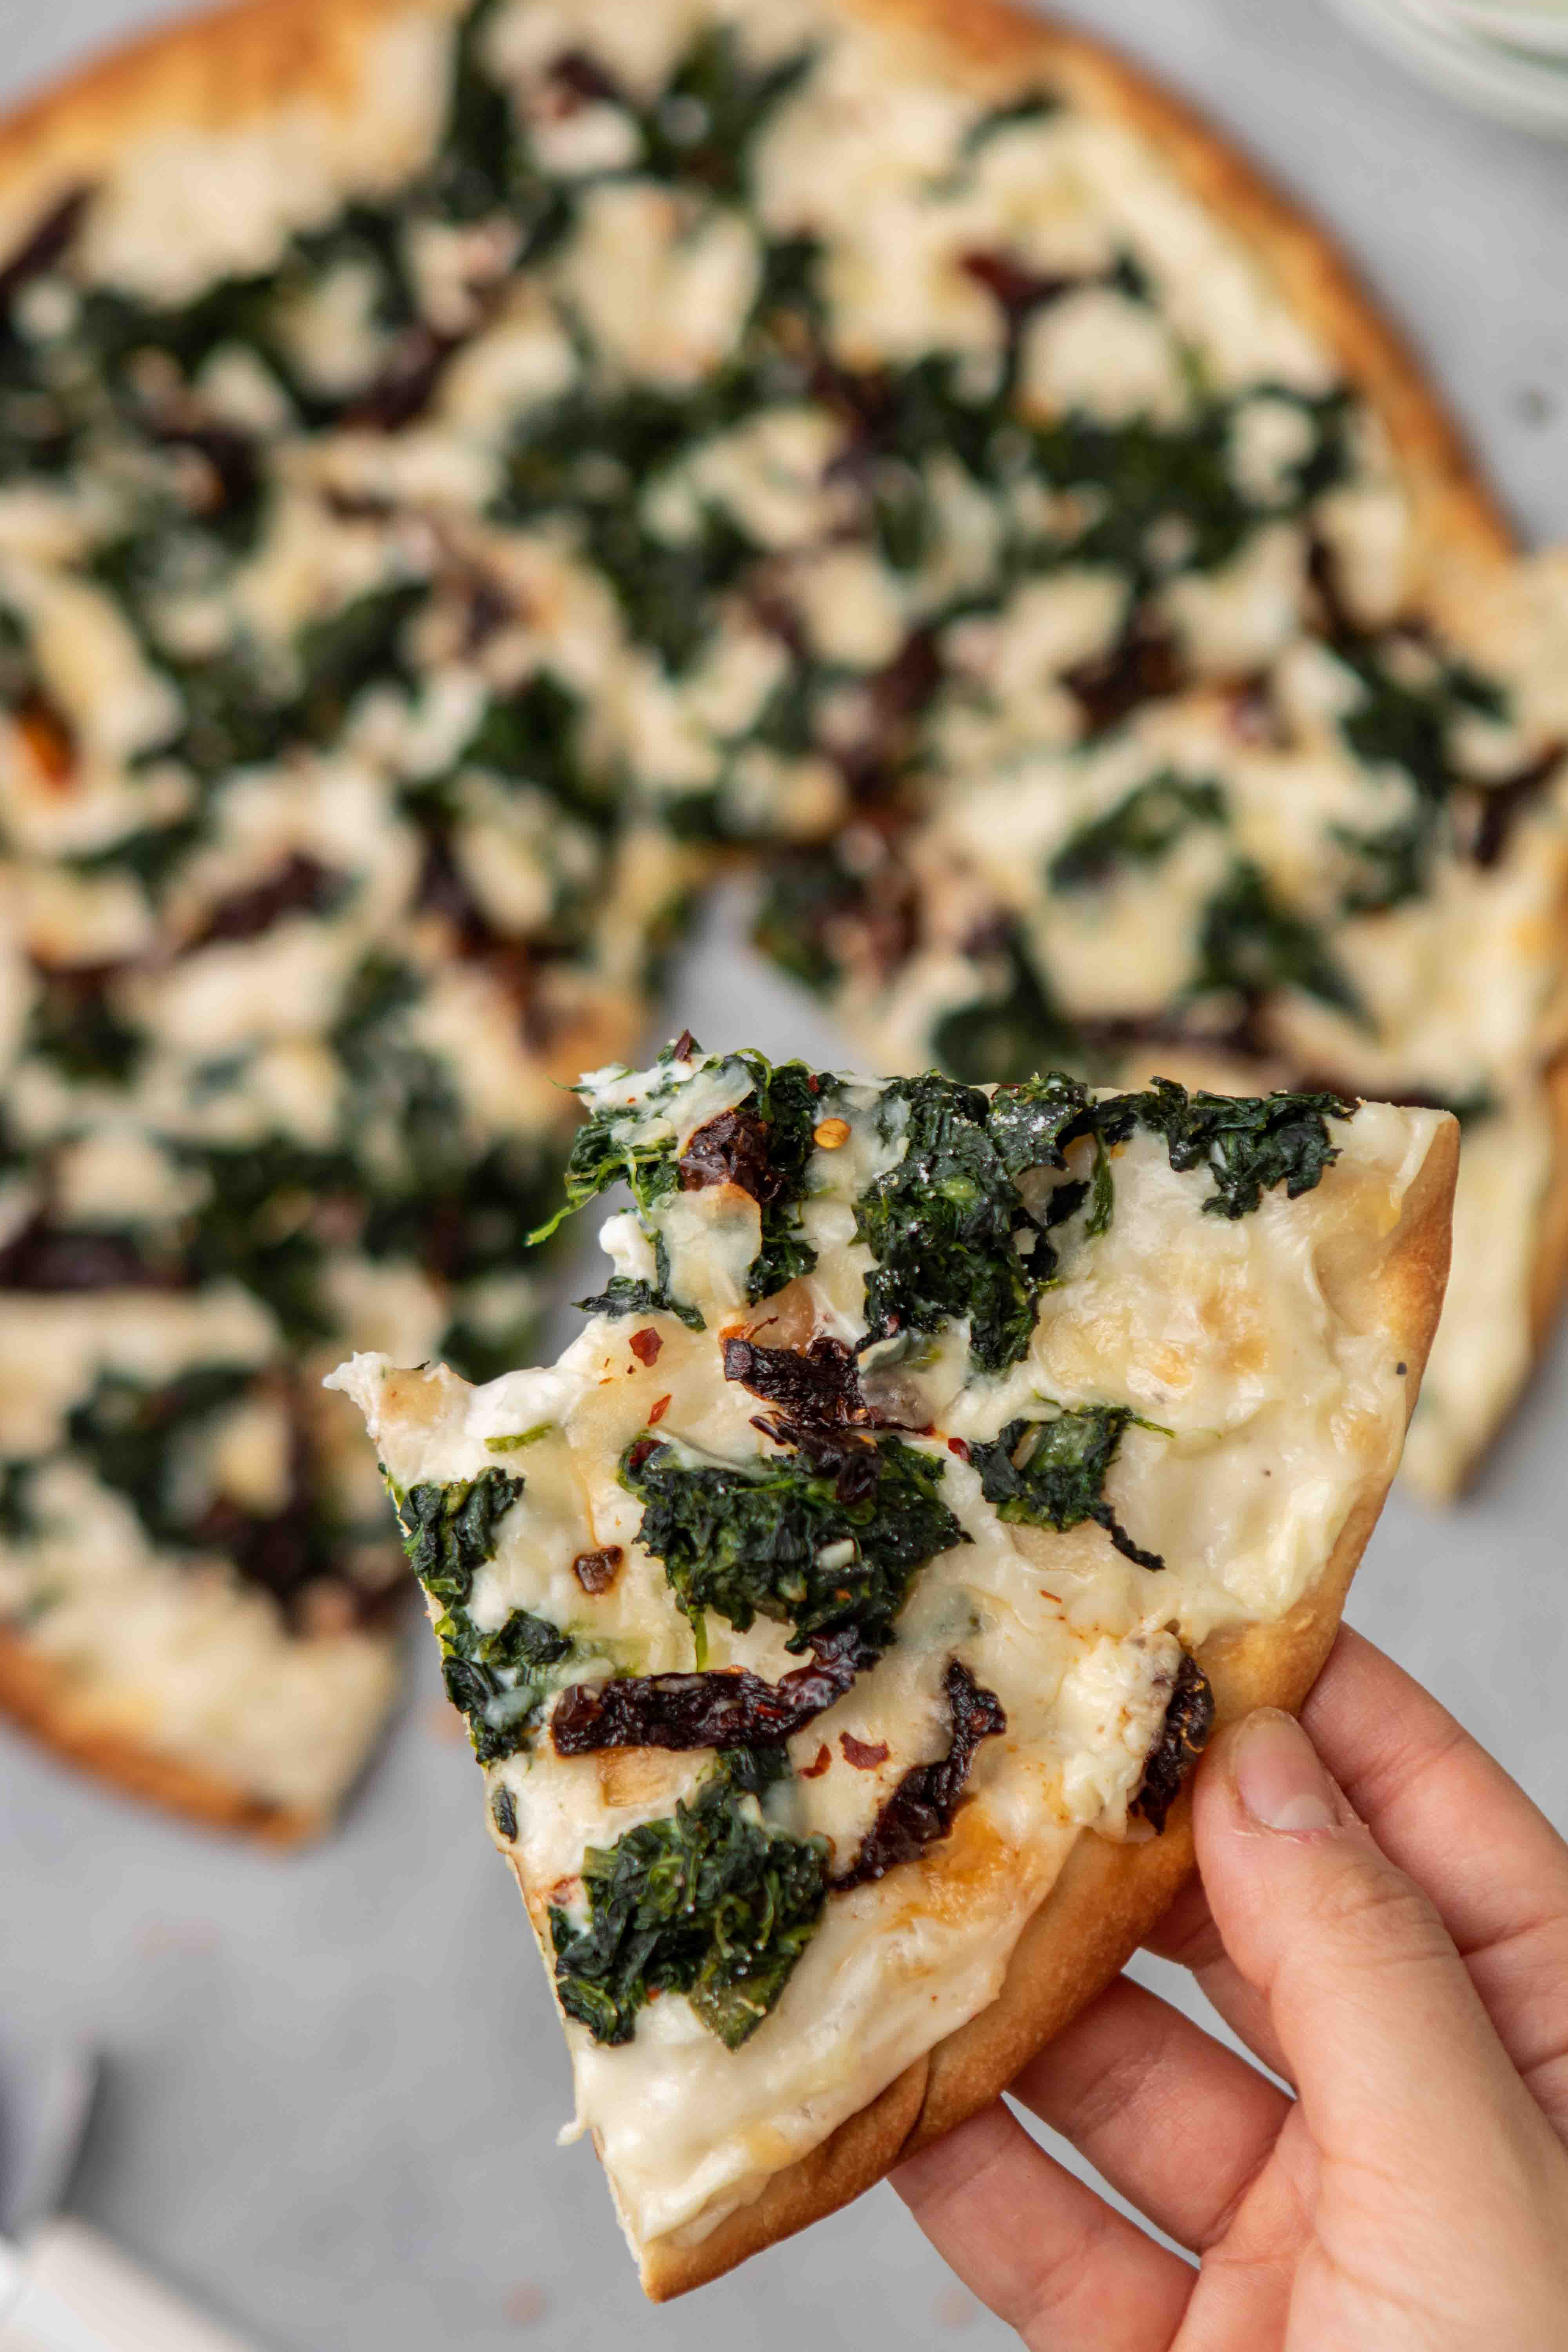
[0,0,463,259]
[1530,1053,1568,1356]
[642,1113,1459,2298]
[0,1626,327,1843]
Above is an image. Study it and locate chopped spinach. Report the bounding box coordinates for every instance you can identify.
[1192,859,1361,1022]
[393,1467,571,1761]
[457,671,613,831]
[985,1071,1100,1177]
[970,1405,1166,1569]
[420,0,561,238]
[1049,771,1227,892]
[961,90,1060,156]
[1332,641,1507,912]
[393,1466,523,1610]
[534,1044,822,1306]
[931,924,1084,1086]
[0,1459,34,1541]
[622,1431,965,1656]
[439,1605,573,1764]
[292,581,428,745]
[677,1056,821,1302]
[637,28,815,201]
[987,1070,1113,1234]
[1031,390,1353,584]
[549,1764,828,2048]
[1100,1076,1356,1219]
[65,1367,354,1614]
[176,1137,340,1343]
[26,969,143,1087]
[530,1040,692,1241]
[853,1072,1055,1372]
[575,1269,706,1334]
[67,1366,253,1546]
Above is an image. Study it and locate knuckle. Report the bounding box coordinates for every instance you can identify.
[1301,1851,1453,1973]
[1014,2201,1123,2338]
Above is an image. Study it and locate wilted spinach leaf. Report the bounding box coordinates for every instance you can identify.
[970,1405,1166,1569]
[853,1072,1051,1372]
[1100,1075,1356,1220]
[1192,859,1360,1021]
[1049,771,1227,892]
[622,1431,964,1656]
[549,1764,827,2047]
[394,1468,572,1760]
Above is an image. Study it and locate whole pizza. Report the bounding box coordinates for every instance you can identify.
[0,0,1562,1880]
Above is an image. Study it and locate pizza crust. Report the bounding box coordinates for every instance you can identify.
[0,0,468,266]
[0,1624,330,1842]
[639,1109,1457,2296]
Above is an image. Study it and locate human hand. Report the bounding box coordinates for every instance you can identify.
[893,1627,1568,2348]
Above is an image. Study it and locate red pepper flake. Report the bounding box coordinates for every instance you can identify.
[840,1731,890,1770]
[628,1327,662,1365]
[625,1436,659,1475]
[947,1437,971,1462]
[572,1545,623,1594]
[806,1073,820,1093]
[647,1392,671,1425]
[800,1743,832,1779]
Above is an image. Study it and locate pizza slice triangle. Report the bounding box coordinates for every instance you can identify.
[328,1040,1455,2296]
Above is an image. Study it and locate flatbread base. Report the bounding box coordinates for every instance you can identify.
[0,1628,333,1844]
[639,1111,1457,2296]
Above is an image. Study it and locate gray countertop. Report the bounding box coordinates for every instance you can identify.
[1,6,1565,2347]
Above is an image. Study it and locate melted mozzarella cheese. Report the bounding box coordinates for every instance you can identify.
[555,182,761,388]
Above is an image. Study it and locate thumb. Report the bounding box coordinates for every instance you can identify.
[1193,1707,1535,2175]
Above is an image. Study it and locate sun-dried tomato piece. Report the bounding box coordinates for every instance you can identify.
[678,1107,786,1203]
[1129,1652,1214,1833]
[550,1626,873,1757]
[832,1661,1005,1890]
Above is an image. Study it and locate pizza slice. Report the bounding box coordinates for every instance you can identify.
[330,1037,1455,2292]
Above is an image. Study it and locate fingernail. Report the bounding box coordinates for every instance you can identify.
[1232,1710,1339,1833]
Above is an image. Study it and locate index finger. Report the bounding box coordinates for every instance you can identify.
[1297,1626,1568,2131]
[1150,1627,1568,2131]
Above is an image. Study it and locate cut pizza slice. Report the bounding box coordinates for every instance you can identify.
[329,1038,1455,2294]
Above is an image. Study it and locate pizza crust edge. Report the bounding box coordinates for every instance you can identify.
[0,1624,333,1840]
[639,1109,1458,2296]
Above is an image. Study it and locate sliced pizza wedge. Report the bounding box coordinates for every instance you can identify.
[330,1038,1455,2292]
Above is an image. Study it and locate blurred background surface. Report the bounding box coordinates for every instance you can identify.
[0,3,1565,2347]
